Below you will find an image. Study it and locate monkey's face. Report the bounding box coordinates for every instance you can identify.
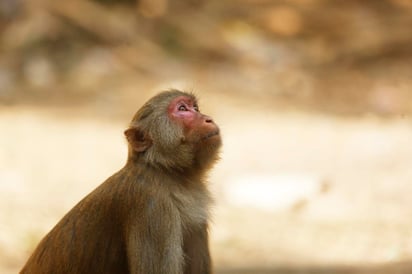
[125,91,221,171]
[167,95,221,147]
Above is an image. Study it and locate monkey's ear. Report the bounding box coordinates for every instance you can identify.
[124,127,152,153]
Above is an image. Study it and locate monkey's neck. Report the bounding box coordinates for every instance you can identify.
[124,159,208,186]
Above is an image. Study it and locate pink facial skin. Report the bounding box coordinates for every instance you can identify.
[168,96,219,140]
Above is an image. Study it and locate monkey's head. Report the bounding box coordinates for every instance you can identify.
[125,90,221,173]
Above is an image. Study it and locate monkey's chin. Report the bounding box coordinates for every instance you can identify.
[202,130,220,141]
[202,132,222,149]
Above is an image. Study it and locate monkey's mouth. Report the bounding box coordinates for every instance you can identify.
[202,130,220,140]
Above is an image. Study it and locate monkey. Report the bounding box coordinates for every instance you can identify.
[20,89,221,274]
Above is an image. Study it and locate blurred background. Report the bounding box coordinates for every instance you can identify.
[1,0,412,273]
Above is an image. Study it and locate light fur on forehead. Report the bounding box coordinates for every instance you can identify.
[130,89,196,125]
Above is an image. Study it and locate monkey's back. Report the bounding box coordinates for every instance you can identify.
[21,172,137,274]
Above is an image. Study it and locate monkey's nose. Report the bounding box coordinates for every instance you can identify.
[205,117,213,123]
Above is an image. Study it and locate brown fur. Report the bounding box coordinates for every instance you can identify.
[21,90,221,274]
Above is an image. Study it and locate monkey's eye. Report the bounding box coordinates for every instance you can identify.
[178,105,188,111]
[194,105,199,112]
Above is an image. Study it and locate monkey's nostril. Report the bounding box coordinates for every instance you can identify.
[205,118,213,123]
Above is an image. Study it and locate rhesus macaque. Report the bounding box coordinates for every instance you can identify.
[21,90,221,274]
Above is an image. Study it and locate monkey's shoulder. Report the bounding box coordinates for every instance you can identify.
[91,170,212,228]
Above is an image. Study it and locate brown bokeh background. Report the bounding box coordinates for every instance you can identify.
[2,0,412,273]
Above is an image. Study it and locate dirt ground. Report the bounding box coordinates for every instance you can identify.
[1,89,412,274]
